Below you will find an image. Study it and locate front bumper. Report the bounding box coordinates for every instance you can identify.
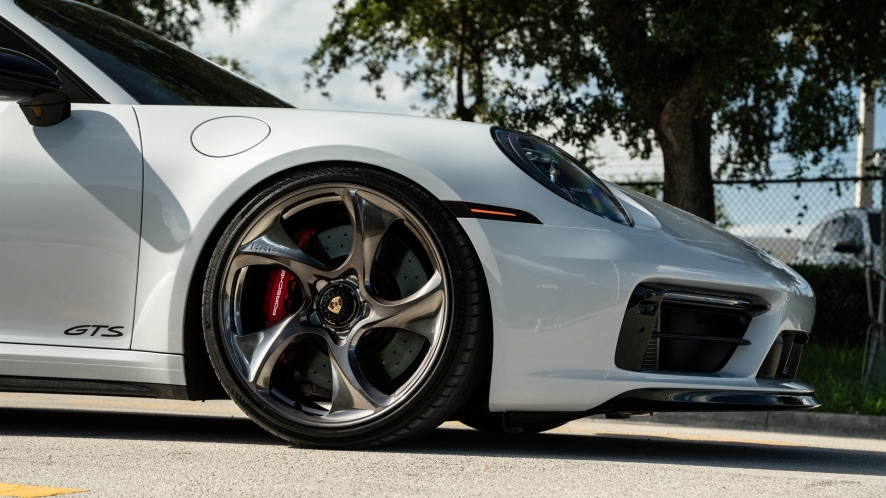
[459,217,816,412]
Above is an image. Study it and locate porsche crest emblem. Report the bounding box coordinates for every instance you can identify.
[327,295,343,314]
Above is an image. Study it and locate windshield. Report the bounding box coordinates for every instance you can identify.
[16,0,292,107]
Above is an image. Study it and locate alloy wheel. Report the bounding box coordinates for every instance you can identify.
[217,185,448,427]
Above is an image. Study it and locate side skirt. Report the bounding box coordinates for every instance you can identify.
[0,343,186,386]
[0,375,188,399]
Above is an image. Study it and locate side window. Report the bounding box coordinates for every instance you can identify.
[817,218,846,254]
[0,23,52,101]
[843,217,865,248]
[0,20,95,102]
[0,23,55,67]
[802,222,826,254]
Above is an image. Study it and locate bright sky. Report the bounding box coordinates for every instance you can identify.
[194,0,886,182]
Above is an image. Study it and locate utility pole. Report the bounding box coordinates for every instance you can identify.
[855,84,876,208]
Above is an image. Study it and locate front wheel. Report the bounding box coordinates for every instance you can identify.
[202,165,491,448]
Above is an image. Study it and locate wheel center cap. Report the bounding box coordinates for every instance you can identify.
[317,283,359,327]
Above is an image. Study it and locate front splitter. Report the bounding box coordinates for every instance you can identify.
[502,388,820,430]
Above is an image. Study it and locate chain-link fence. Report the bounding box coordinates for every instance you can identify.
[713,177,883,263]
[618,176,883,348]
[620,176,883,262]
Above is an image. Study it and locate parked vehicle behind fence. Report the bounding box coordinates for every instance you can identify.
[794,208,881,267]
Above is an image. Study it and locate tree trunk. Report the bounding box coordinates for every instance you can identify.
[656,90,715,222]
[454,3,475,122]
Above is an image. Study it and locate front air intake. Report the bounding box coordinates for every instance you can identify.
[757,331,809,379]
[614,284,770,373]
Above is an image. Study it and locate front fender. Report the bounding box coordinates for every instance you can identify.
[129,106,600,353]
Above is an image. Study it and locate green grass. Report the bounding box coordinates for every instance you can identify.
[796,342,886,416]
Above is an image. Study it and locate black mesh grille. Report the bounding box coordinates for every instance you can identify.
[617,284,767,373]
[641,337,659,371]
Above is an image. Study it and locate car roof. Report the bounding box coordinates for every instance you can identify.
[827,207,880,217]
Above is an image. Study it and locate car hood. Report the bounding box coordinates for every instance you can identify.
[613,186,812,299]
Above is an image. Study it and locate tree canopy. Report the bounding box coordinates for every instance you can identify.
[306,0,549,122]
[307,0,886,221]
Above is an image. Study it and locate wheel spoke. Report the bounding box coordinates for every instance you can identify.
[365,271,445,341]
[234,216,330,283]
[327,342,390,413]
[233,314,321,392]
[338,188,404,281]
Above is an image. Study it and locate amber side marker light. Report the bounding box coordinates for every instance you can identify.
[442,201,543,224]
[470,208,517,217]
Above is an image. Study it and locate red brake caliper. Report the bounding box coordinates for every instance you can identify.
[261,228,315,328]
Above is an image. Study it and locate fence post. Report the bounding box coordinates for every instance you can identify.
[855,85,876,208]
[864,156,886,389]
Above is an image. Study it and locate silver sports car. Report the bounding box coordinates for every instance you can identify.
[0,0,818,447]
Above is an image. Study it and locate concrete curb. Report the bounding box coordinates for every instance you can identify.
[599,411,886,440]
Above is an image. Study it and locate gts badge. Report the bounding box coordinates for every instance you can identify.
[64,325,125,337]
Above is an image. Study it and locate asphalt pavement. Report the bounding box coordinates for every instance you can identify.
[0,392,884,497]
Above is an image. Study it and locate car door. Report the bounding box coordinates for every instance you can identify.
[815,215,856,266]
[0,31,142,349]
[842,215,866,264]
[796,221,826,263]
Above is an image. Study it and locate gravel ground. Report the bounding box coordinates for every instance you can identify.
[0,393,884,497]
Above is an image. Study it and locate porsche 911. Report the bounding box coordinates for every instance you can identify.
[0,0,818,447]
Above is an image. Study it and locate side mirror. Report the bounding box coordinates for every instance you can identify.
[833,240,863,253]
[0,48,70,127]
[18,90,71,127]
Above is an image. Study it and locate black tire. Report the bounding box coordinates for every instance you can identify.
[202,164,491,448]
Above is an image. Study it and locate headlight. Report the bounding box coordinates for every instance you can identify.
[492,128,632,226]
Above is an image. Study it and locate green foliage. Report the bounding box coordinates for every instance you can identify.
[797,342,886,416]
[791,263,886,415]
[78,0,252,47]
[714,203,732,230]
[308,1,886,220]
[504,1,886,174]
[306,0,552,123]
[791,263,870,347]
